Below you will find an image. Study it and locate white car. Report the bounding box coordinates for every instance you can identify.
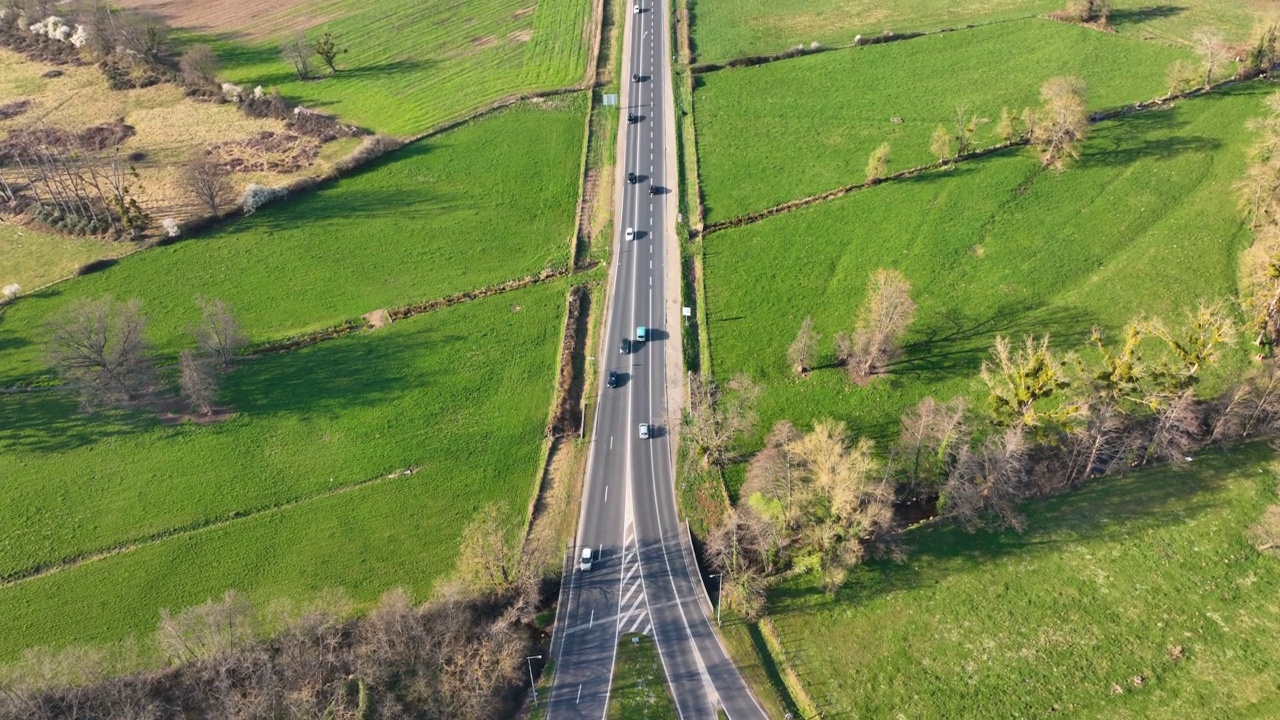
[625,227,635,241]
[634,4,640,12]
[638,423,650,439]
[580,547,593,571]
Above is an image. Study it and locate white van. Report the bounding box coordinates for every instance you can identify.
[580,547,593,571]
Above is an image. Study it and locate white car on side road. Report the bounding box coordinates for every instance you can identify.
[626,227,635,241]
[580,547,593,571]
[639,423,650,439]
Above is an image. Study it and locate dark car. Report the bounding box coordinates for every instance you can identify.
[632,73,641,82]
[628,171,637,184]
[648,185,658,195]
[627,113,637,123]
[607,370,619,388]
[620,338,630,354]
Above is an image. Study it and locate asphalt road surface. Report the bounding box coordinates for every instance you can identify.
[545,0,769,716]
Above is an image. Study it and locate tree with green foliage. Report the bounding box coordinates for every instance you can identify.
[980,334,1076,429]
[312,31,347,74]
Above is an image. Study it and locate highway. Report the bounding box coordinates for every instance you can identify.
[545,0,769,716]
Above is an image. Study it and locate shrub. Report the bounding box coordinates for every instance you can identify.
[241,184,288,214]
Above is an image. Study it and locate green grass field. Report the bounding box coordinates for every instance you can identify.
[606,634,680,720]
[0,95,585,386]
[694,19,1193,221]
[211,0,593,135]
[703,82,1265,462]
[0,279,566,659]
[768,444,1280,717]
[689,0,1264,63]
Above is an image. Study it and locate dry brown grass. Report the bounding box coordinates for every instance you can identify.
[0,47,349,290]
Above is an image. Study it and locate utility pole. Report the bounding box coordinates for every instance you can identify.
[527,654,544,704]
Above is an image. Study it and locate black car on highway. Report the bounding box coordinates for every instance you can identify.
[607,370,619,388]
[620,338,630,354]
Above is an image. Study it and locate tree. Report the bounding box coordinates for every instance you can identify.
[980,334,1075,428]
[180,153,234,216]
[1166,59,1201,96]
[178,350,218,415]
[994,106,1022,143]
[456,504,518,593]
[843,268,916,381]
[281,32,312,80]
[1245,18,1279,75]
[786,316,819,376]
[312,31,347,74]
[865,142,891,183]
[1139,389,1203,465]
[47,296,153,410]
[952,106,981,156]
[1147,300,1237,391]
[930,124,953,163]
[1029,76,1088,170]
[894,396,968,492]
[705,506,774,618]
[178,44,219,89]
[192,297,248,369]
[743,420,804,528]
[683,373,761,471]
[1192,28,1228,88]
[1058,0,1110,23]
[940,426,1029,531]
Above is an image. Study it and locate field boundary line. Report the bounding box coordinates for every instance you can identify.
[245,267,571,358]
[757,617,822,719]
[699,74,1277,237]
[688,14,1041,74]
[0,466,421,590]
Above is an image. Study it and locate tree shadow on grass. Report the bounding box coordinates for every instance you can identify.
[769,444,1257,617]
[0,390,156,454]
[1105,5,1187,30]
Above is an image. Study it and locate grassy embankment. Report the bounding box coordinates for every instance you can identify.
[694,19,1193,221]
[606,634,680,720]
[689,0,1262,64]
[702,81,1268,493]
[0,95,586,386]
[209,0,594,136]
[771,444,1280,717]
[0,279,567,660]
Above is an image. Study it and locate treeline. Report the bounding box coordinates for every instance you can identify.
[0,588,536,720]
[692,90,1280,617]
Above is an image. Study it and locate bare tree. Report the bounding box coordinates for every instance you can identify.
[705,506,774,618]
[180,153,234,216]
[192,297,248,368]
[1140,389,1204,465]
[865,142,891,183]
[156,591,257,665]
[994,106,1023,143]
[930,124,953,163]
[894,396,968,492]
[178,350,219,415]
[178,44,219,89]
[312,31,347,74]
[683,373,761,471]
[941,426,1029,531]
[281,32,313,80]
[1192,28,1228,88]
[743,420,804,527]
[845,268,916,381]
[1245,17,1279,75]
[456,504,518,594]
[786,315,819,376]
[47,296,153,410]
[1030,76,1089,170]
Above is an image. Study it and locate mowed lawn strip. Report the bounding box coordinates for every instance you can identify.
[209,0,593,135]
[689,0,1261,63]
[0,279,565,611]
[703,83,1261,463]
[769,445,1280,718]
[694,19,1192,221]
[0,95,586,385]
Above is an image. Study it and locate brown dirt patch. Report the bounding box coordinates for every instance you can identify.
[471,35,498,49]
[0,100,30,121]
[513,6,536,19]
[510,29,534,43]
[206,131,321,174]
[112,0,336,40]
